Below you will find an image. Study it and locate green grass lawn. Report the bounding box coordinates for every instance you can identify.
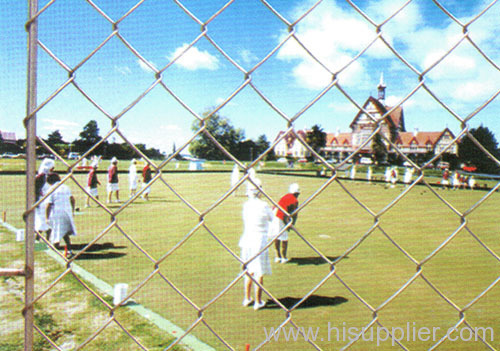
[1,170,500,350]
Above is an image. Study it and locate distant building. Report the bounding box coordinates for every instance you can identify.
[273,75,457,162]
[0,130,17,144]
[273,129,310,159]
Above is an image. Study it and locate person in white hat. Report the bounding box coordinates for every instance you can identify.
[128,159,138,198]
[35,158,55,239]
[107,157,120,203]
[239,178,273,310]
[269,183,300,264]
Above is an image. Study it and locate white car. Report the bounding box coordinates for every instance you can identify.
[359,157,373,165]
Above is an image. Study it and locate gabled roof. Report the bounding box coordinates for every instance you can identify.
[349,97,405,132]
[395,129,455,147]
[274,129,308,148]
[326,132,352,146]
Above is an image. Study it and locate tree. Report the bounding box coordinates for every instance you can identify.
[189,110,245,160]
[306,124,327,158]
[73,120,102,155]
[373,133,388,165]
[255,134,272,160]
[459,125,500,174]
[46,130,66,150]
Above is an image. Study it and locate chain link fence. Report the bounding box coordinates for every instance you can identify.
[7,0,500,349]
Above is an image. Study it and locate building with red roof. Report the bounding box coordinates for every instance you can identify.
[273,75,457,162]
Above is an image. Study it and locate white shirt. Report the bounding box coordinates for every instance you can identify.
[239,196,273,251]
[129,164,138,187]
[47,183,73,217]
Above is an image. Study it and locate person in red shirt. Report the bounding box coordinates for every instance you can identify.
[269,183,300,264]
[141,161,152,201]
[86,160,101,207]
[107,157,120,203]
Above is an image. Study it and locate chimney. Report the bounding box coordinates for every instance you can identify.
[413,128,419,137]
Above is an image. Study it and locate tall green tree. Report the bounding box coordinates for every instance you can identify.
[459,125,500,174]
[189,111,245,160]
[255,134,271,159]
[73,120,102,154]
[46,130,67,156]
[46,130,65,147]
[306,124,327,156]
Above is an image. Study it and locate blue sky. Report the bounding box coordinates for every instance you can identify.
[1,0,499,154]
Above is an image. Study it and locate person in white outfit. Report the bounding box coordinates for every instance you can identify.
[45,173,77,257]
[35,158,55,239]
[246,166,257,195]
[468,176,476,190]
[350,164,356,180]
[129,159,139,198]
[366,166,372,183]
[452,171,460,190]
[239,178,273,310]
[403,167,414,186]
[384,167,391,184]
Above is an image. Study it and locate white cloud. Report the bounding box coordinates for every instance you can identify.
[423,50,477,79]
[277,1,396,89]
[279,0,499,111]
[40,118,80,140]
[170,44,219,71]
[239,49,258,65]
[115,65,131,76]
[366,0,422,33]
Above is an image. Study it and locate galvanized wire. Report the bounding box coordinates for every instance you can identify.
[21,0,500,350]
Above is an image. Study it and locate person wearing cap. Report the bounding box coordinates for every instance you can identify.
[86,160,101,207]
[107,157,120,203]
[129,159,139,198]
[35,158,56,240]
[141,160,152,201]
[239,178,273,310]
[269,183,300,264]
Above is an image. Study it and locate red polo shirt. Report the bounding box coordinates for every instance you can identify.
[275,193,298,221]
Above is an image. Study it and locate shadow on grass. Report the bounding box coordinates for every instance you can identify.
[265,295,348,309]
[288,256,346,265]
[69,242,126,251]
[74,251,127,260]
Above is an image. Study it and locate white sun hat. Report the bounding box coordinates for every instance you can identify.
[289,183,300,194]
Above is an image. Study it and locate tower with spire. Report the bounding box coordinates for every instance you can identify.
[377,72,386,103]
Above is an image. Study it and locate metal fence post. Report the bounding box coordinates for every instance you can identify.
[25,0,39,349]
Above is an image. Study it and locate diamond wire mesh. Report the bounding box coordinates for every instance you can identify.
[21,0,500,350]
